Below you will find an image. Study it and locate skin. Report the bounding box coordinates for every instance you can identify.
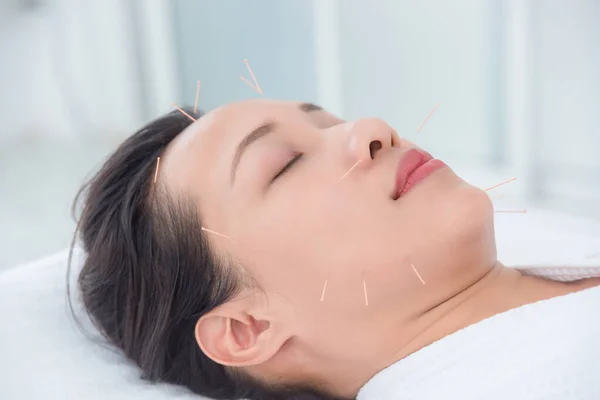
[160,99,600,398]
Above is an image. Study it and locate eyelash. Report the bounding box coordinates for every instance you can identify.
[272,153,302,181]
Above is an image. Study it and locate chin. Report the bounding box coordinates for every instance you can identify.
[413,169,493,230]
[398,181,495,299]
[449,179,493,225]
[413,178,496,260]
[442,182,497,258]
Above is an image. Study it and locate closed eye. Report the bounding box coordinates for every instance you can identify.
[272,153,302,182]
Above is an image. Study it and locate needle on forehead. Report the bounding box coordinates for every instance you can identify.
[172,103,197,122]
[241,59,263,95]
[194,81,201,114]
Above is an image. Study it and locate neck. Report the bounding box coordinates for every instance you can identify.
[341,262,597,398]
[321,262,600,399]
[385,262,580,364]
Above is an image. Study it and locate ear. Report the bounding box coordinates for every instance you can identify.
[194,299,290,367]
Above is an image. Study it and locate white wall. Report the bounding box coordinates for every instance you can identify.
[0,0,154,269]
[533,0,600,214]
[0,0,144,145]
[328,0,600,218]
[171,0,320,111]
[338,0,498,165]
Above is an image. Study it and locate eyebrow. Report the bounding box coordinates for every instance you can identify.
[230,102,323,184]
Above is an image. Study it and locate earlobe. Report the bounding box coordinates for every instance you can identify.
[194,310,286,367]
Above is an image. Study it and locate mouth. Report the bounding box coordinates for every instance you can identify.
[391,148,447,200]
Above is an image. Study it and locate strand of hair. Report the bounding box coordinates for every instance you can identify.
[495,209,527,213]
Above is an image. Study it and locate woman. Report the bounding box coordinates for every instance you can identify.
[72,99,600,400]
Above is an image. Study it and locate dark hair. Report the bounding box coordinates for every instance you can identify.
[68,107,343,400]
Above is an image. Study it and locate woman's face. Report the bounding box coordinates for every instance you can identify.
[163,99,496,386]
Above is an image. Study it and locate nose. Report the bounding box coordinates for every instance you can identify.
[343,118,397,162]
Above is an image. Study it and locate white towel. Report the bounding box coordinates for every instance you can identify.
[357,267,600,400]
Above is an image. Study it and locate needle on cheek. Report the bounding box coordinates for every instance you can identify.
[340,160,362,180]
[411,263,426,285]
[320,279,328,302]
[363,279,369,306]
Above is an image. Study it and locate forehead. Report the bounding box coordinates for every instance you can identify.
[160,99,301,200]
[172,99,300,156]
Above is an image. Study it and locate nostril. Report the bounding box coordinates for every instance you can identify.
[369,140,383,159]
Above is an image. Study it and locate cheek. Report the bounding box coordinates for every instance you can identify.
[240,186,384,298]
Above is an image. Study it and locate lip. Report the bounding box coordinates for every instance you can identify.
[392,148,446,200]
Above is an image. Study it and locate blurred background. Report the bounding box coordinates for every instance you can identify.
[1,0,599,270]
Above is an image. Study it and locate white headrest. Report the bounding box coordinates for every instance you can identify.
[0,249,204,400]
[494,209,600,267]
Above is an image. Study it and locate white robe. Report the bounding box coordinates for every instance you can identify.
[357,266,600,400]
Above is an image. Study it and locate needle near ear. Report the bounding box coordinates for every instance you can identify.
[201,227,235,241]
[153,157,161,184]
